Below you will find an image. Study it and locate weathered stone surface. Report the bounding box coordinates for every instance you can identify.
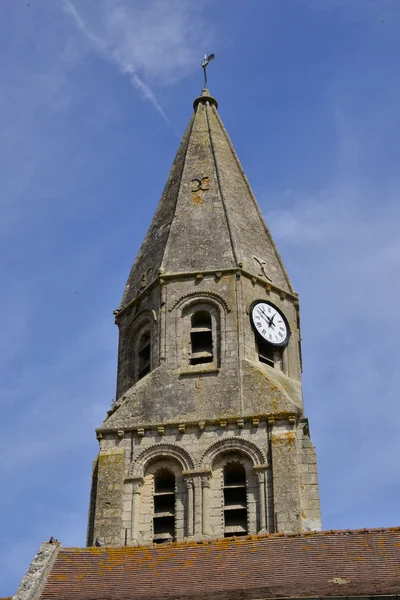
[13,542,59,600]
[120,89,293,312]
[88,88,322,546]
[88,448,125,546]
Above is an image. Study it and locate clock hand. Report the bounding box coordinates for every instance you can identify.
[258,308,274,327]
[259,308,274,328]
[257,311,270,327]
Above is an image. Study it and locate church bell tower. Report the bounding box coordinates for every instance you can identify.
[87,85,322,547]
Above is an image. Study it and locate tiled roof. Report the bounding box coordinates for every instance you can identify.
[40,528,400,600]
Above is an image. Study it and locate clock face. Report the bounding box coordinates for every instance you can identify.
[251,301,290,347]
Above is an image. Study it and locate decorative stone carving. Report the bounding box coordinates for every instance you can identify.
[128,442,195,478]
[201,475,211,489]
[199,437,266,470]
[169,291,231,313]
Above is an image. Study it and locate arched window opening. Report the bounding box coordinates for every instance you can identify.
[138,331,151,380]
[223,463,248,537]
[153,469,175,544]
[190,311,213,365]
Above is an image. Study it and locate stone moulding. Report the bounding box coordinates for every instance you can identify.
[96,412,300,437]
[127,442,195,478]
[169,290,232,313]
[199,436,266,469]
[116,269,297,321]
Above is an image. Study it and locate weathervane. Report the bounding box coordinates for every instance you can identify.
[201,53,215,88]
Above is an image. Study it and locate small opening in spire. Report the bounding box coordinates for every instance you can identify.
[138,331,151,379]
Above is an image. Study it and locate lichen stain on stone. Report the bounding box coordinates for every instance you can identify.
[192,194,204,205]
[272,432,296,448]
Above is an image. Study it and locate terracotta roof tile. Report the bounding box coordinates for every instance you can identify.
[40,528,400,600]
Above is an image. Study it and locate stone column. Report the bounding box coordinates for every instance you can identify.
[256,471,266,533]
[130,478,143,545]
[184,477,194,538]
[201,475,211,537]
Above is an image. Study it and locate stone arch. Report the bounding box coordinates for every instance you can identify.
[174,294,227,369]
[123,309,156,383]
[199,437,266,470]
[169,291,231,313]
[124,309,155,349]
[127,443,195,478]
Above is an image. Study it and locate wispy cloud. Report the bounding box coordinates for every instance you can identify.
[62,0,177,132]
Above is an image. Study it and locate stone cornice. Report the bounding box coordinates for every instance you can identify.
[114,268,298,322]
[96,412,302,438]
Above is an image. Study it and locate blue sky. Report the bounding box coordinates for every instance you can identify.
[1,0,400,594]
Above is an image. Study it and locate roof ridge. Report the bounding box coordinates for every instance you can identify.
[60,526,400,552]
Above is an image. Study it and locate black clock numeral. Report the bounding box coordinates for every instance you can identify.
[256,321,262,328]
[278,331,283,338]
[262,329,266,335]
[268,307,271,312]
[268,333,272,340]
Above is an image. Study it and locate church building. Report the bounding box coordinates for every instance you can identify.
[12,83,400,600]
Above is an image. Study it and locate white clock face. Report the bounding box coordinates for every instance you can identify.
[251,302,289,346]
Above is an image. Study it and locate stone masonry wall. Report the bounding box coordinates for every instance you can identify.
[89,414,320,546]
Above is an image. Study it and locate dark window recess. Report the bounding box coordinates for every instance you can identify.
[190,311,213,365]
[258,338,275,368]
[138,331,151,379]
[153,470,175,544]
[223,463,248,537]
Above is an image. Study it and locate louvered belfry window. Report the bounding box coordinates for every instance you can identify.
[223,463,248,537]
[190,311,213,365]
[153,469,175,544]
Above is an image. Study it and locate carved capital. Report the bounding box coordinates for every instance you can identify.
[125,476,144,491]
[201,475,211,489]
[256,471,265,484]
[132,480,143,494]
[184,477,194,490]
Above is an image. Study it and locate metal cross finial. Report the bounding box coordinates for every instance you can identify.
[201,53,215,88]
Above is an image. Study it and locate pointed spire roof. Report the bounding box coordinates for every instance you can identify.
[120,89,294,310]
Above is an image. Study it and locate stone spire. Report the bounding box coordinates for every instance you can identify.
[120,88,294,311]
[88,87,321,548]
